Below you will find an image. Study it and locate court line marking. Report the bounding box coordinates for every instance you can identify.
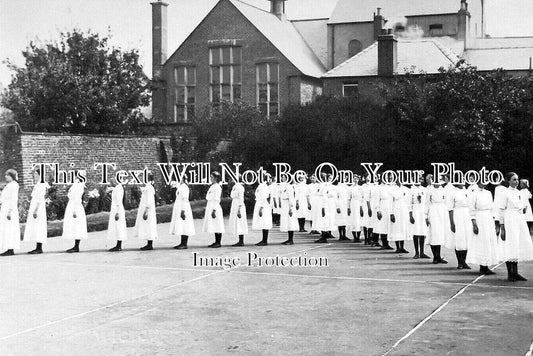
[0,243,332,342]
[15,258,533,291]
[380,263,504,356]
[0,270,222,341]
[226,269,533,291]
[525,337,533,356]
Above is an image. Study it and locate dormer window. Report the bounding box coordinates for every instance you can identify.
[429,24,443,36]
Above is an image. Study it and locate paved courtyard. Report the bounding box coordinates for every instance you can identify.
[0,219,532,355]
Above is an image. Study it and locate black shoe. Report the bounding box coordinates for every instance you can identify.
[462,263,471,270]
[310,230,320,235]
[140,245,153,251]
[314,237,328,243]
[432,260,439,264]
[484,269,496,275]
[374,242,382,247]
[232,242,244,247]
[420,254,431,259]
[66,247,79,253]
[339,236,351,241]
[394,249,401,253]
[413,253,420,259]
[514,273,527,281]
[0,250,14,256]
[208,242,217,248]
[255,241,268,246]
[400,249,409,254]
[28,249,43,255]
[438,259,448,264]
[457,265,463,270]
[174,244,188,250]
[299,229,307,232]
[210,243,221,248]
[281,240,294,245]
[109,246,122,252]
[353,238,362,243]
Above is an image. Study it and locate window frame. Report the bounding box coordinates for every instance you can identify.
[173,65,196,123]
[209,46,243,104]
[342,83,359,98]
[256,62,280,117]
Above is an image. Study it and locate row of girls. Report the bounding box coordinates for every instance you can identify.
[1,167,533,282]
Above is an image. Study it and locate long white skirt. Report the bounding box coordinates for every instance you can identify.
[0,206,20,250]
[252,202,272,230]
[389,202,411,241]
[427,203,449,246]
[374,203,391,235]
[445,207,473,250]
[334,202,348,227]
[133,207,158,240]
[307,196,320,221]
[24,200,47,243]
[169,200,195,236]
[228,200,248,235]
[466,210,499,266]
[62,202,88,240]
[203,201,224,233]
[280,200,298,232]
[498,210,533,262]
[107,205,127,241]
[360,202,370,228]
[348,200,362,232]
[410,205,428,236]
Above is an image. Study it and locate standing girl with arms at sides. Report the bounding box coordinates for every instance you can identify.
[25,168,49,254]
[204,171,224,248]
[0,169,20,256]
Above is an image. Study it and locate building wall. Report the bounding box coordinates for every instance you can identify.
[405,14,458,37]
[161,0,309,123]
[323,76,393,102]
[328,22,374,69]
[4,132,171,203]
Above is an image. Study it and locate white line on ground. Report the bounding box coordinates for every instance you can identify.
[0,243,332,341]
[226,269,533,291]
[0,270,222,341]
[380,262,504,356]
[525,337,533,356]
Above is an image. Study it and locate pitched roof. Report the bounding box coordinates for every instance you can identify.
[229,0,326,77]
[465,37,533,71]
[328,0,462,24]
[323,38,461,77]
[291,18,329,67]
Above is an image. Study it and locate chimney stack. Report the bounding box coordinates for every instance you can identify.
[457,0,471,48]
[151,0,168,121]
[378,29,397,76]
[374,8,386,41]
[269,0,287,20]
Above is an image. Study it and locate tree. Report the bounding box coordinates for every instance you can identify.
[1,29,150,134]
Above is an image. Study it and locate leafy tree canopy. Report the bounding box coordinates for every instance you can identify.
[1,29,150,134]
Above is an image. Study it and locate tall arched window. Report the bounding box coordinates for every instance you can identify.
[348,39,363,58]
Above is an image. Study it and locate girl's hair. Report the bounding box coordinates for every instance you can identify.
[211,171,221,182]
[5,169,18,181]
[504,172,517,183]
[147,173,155,182]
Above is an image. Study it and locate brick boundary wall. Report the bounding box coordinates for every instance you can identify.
[1,130,172,205]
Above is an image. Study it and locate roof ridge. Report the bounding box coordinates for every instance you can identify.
[325,41,378,75]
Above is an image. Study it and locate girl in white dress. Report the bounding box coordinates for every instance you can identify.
[134,174,158,250]
[25,168,49,254]
[389,183,411,254]
[315,174,336,243]
[446,184,474,269]
[376,182,394,250]
[62,174,87,253]
[203,172,224,248]
[497,172,533,281]
[334,182,349,241]
[409,178,430,259]
[229,177,248,247]
[307,174,320,234]
[279,176,298,245]
[425,174,449,264]
[108,177,127,251]
[169,177,195,249]
[252,174,273,246]
[0,169,20,256]
[313,174,330,243]
[347,175,363,243]
[271,179,281,226]
[294,179,310,232]
[466,183,498,275]
[519,179,533,235]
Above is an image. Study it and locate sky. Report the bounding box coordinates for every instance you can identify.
[1,0,533,88]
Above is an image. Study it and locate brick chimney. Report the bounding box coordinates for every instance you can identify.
[373,8,386,41]
[457,0,471,47]
[151,0,168,121]
[378,29,397,76]
[269,0,287,20]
